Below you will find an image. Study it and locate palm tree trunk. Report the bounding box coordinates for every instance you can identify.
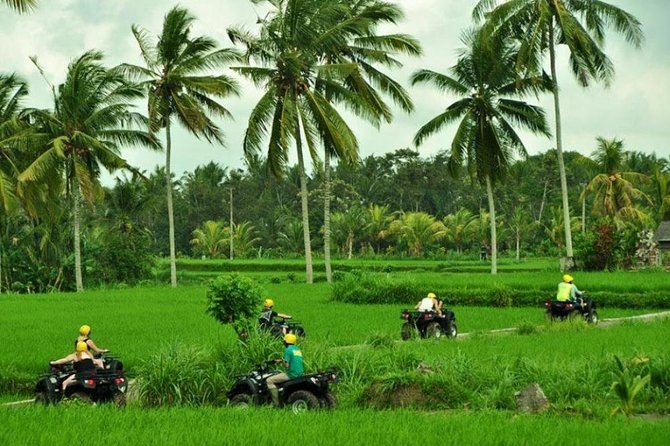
[485,175,497,275]
[549,23,574,263]
[165,118,177,287]
[538,180,548,222]
[323,151,332,282]
[73,183,84,292]
[516,230,520,261]
[347,232,353,260]
[295,120,313,284]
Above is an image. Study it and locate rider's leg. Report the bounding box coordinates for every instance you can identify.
[266,373,289,406]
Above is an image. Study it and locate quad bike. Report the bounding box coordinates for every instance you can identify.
[544,296,599,324]
[34,353,128,407]
[262,317,306,338]
[400,309,458,340]
[227,361,338,413]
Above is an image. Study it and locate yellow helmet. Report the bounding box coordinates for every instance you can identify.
[284,334,297,345]
[264,298,274,308]
[75,341,88,353]
[79,325,91,336]
[427,292,437,299]
[563,274,574,283]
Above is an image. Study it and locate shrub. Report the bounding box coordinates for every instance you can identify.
[206,274,264,326]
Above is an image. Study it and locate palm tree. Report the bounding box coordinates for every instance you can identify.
[388,212,445,257]
[506,207,535,260]
[18,50,157,291]
[545,206,581,249]
[319,0,421,282]
[583,137,650,226]
[413,28,550,273]
[2,0,37,13]
[330,206,366,259]
[231,221,261,258]
[120,6,240,287]
[365,204,392,253]
[228,0,415,283]
[0,73,28,290]
[474,0,644,265]
[443,208,479,253]
[190,220,228,258]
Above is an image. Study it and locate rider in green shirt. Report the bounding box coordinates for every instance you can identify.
[266,333,304,406]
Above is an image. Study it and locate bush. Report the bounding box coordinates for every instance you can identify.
[206,274,264,326]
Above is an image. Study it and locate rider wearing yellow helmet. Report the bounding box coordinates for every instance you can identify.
[50,341,104,392]
[415,292,442,316]
[556,274,583,303]
[258,298,292,333]
[266,333,304,406]
[75,324,109,355]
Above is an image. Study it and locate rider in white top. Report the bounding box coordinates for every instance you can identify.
[415,292,441,315]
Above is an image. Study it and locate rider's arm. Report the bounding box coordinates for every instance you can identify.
[282,349,291,368]
[414,301,421,310]
[86,339,108,354]
[276,313,291,319]
[50,353,75,365]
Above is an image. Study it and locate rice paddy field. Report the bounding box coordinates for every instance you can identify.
[1,260,669,444]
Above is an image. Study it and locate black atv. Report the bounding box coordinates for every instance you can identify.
[227,361,338,413]
[35,353,128,407]
[267,317,306,338]
[544,296,599,324]
[400,309,458,340]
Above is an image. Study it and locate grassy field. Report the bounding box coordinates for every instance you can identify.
[0,282,658,383]
[1,406,669,446]
[1,264,669,444]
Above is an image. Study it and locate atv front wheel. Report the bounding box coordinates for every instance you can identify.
[35,391,49,406]
[287,390,319,414]
[586,310,599,325]
[230,393,253,409]
[320,392,337,409]
[446,322,458,338]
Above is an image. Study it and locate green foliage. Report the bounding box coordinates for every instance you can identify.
[206,274,264,325]
[491,283,512,307]
[135,343,223,407]
[330,272,418,304]
[610,355,652,417]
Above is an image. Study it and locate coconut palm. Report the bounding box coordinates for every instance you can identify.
[474,0,644,263]
[228,0,415,283]
[443,208,479,253]
[387,211,445,257]
[506,207,536,260]
[412,28,550,273]
[18,50,158,291]
[318,0,421,281]
[120,6,240,287]
[2,0,37,13]
[190,220,228,258]
[231,221,261,257]
[365,204,392,253]
[583,137,650,226]
[0,73,28,214]
[330,206,366,259]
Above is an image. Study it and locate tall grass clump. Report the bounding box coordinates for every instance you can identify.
[330,272,418,304]
[135,343,223,407]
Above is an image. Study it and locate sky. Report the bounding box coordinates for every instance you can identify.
[1,0,669,184]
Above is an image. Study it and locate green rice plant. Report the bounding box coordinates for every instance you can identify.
[516,321,539,335]
[610,355,651,417]
[135,343,221,407]
[491,283,513,307]
[364,332,396,348]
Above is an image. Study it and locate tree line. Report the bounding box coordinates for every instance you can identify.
[2,0,662,292]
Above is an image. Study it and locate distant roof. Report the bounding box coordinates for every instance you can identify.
[654,221,670,243]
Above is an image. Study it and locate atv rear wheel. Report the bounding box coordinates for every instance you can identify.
[112,392,126,408]
[320,392,337,409]
[400,322,413,340]
[230,393,253,409]
[425,322,442,339]
[287,390,319,414]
